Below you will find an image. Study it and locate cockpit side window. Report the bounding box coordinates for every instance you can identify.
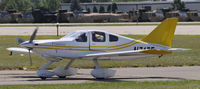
[76,33,87,42]
[92,32,105,42]
[109,34,118,42]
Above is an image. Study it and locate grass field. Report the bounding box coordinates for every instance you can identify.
[0,35,199,70]
[1,81,200,89]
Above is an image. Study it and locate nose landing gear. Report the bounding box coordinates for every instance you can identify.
[37,59,77,80]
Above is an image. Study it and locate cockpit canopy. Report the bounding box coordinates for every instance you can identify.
[60,30,87,40]
[60,30,122,42]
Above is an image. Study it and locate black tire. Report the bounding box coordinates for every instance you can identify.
[59,76,66,78]
[96,78,105,80]
[40,77,47,80]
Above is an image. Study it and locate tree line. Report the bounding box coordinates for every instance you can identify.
[70,0,185,12]
[70,0,118,13]
[0,0,118,12]
[0,0,185,12]
[0,0,63,11]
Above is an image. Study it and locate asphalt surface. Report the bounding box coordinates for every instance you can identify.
[0,25,200,35]
[1,66,200,85]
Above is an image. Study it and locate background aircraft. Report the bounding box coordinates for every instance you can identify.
[7,18,190,80]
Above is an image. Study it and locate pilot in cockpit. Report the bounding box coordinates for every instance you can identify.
[92,32,105,42]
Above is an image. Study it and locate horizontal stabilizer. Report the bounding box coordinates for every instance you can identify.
[7,47,33,54]
[140,49,172,54]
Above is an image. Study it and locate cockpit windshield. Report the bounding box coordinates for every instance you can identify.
[60,31,86,40]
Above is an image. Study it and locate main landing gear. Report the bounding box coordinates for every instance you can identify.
[37,59,77,80]
[91,58,116,79]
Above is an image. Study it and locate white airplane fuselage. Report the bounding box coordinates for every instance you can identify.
[25,30,168,61]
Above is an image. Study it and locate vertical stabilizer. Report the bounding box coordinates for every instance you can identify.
[141,18,178,47]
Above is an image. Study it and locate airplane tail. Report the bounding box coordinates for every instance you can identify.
[141,18,178,47]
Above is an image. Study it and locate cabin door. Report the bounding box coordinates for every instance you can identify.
[89,31,107,51]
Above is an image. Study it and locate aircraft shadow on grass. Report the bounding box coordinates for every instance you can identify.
[11,75,187,82]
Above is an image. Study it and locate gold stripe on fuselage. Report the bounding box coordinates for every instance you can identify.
[33,46,90,51]
[38,44,89,48]
[90,42,138,51]
[91,40,135,48]
[37,40,136,49]
[33,42,139,51]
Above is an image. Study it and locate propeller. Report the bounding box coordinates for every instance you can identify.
[28,49,33,68]
[29,27,38,43]
[16,27,39,69]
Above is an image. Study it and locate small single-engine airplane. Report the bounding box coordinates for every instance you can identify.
[7,18,190,80]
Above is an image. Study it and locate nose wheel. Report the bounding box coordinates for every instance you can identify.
[53,59,77,78]
[37,59,76,80]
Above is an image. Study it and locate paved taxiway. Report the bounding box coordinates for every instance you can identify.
[0,66,200,85]
[0,25,200,35]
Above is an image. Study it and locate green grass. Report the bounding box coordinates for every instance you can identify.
[1,81,200,89]
[0,35,199,70]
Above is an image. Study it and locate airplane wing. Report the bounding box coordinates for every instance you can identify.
[85,50,142,57]
[168,48,192,51]
[7,47,33,54]
[80,49,174,60]
[84,49,173,58]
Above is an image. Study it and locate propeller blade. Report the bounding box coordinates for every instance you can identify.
[16,38,24,44]
[28,49,33,69]
[29,27,38,43]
